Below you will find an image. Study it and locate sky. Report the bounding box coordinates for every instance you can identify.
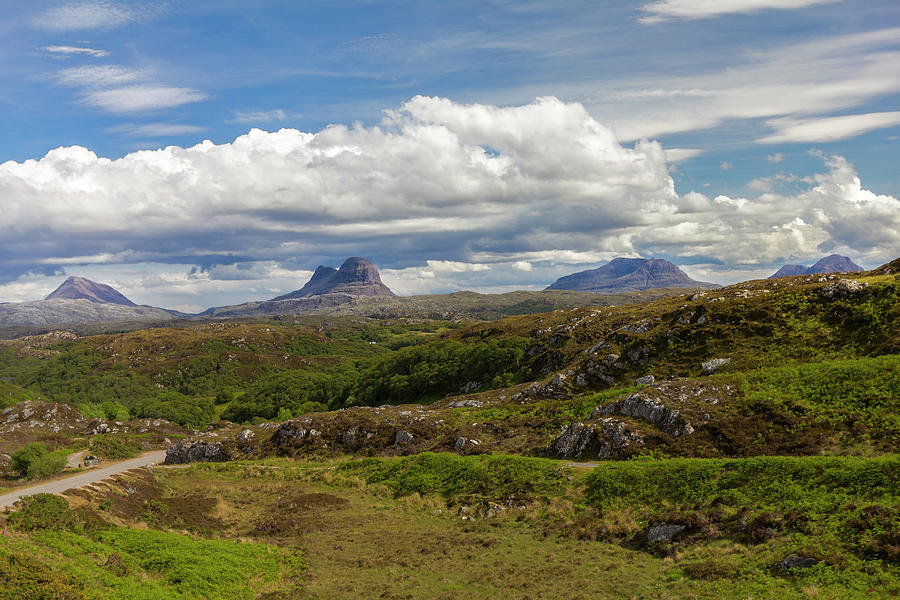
[0,0,898,312]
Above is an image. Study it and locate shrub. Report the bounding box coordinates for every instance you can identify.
[26,451,67,480]
[7,494,81,532]
[11,442,47,476]
[89,436,141,460]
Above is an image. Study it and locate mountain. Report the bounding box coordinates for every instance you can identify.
[768,254,862,279]
[201,257,394,318]
[545,257,718,293]
[45,276,137,306]
[0,276,177,328]
[274,257,394,299]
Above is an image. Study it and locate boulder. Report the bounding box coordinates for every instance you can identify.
[777,555,819,571]
[647,523,686,544]
[635,375,655,385]
[820,279,866,299]
[395,430,414,444]
[550,418,643,460]
[593,393,694,437]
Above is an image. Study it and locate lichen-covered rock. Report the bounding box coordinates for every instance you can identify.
[550,419,643,460]
[777,555,819,571]
[448,399,483,408]
[820,279,866,299]
[636,375,655,385]
[647,523,686,544]
[701,358,731,375]
[164,439,231,464]
[236,429,254,442]
[395,430,414,444]
[594,393,694,437]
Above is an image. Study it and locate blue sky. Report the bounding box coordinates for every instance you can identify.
[1,0,898,311]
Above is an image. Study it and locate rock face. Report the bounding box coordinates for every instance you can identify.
[551,419,644,460]
[594,393,695,437]
[45,276,136,306]
[769,255,862,278]
[546,258,717,293]
[164,439,232,464]
[274,257,395,300]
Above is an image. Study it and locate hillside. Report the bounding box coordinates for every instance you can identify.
[546,257,718,292]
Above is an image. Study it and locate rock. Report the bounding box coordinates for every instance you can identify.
[594,393,694,437]
[486,504,504,518]
[453,437,480,451]
[777,555,819,571]
[626,345,651,364]
[820,279,866,299]
[448,399,483,408]
[395,430,414,444]
[88,422,110,435]
[647,524,686,544]
[81,454,100,467]
[550,373,566,388]
[270,420,309,448]
[164,439,232,464]
[635,375,655,385]
[701,358,731,375]
[236,429,254,442]
[575,373,588,387]
[550,419,643,460]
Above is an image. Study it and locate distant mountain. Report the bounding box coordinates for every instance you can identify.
[545,258,718,293]
[274,257,394,300]
[0,276,177,327]
[768,255,862,279]
[201,257,394,318]
[45,276,136,306]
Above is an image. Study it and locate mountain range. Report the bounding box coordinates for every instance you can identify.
[545,257,718,293]
[769,255,862,278]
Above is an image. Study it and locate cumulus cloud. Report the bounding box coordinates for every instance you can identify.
[638,0,843,24]
[0,96,895,306]
[44,45,110,57]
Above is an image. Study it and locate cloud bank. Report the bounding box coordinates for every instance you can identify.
[0,96,897,305]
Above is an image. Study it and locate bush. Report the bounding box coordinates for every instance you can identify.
[89,436,141,460]
[11,442,47,476]
[26,451,67,480]
[7,494,81,532]
[0,549,88,600]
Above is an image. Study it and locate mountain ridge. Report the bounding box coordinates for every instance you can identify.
[545,257,718,293]
[769,254,862,279]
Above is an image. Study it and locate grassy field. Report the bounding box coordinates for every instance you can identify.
[3,453,895,599]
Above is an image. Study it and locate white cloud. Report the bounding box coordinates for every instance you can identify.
[44,45,110,58]
[638,0,843,24]
[664,148,703,163]
[589,27,900,141]
[720,161,733,171]
[0,96,895,305]
[55,65,145,87]
[34,1,136,31]
[83,85,207,113]
[107,122,207,138]
[50,64,206,114]
[758,111,900,144]
[228,109,288,123]
[766,153,784,163]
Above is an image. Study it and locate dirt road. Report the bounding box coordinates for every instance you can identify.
[0,450,167,509]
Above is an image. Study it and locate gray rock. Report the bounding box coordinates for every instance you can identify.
[395,430,414,444]
[626,345,651,364]
[81,454,100,467]
[164,439,231,464]
[777,555,819,571]
[701,357,731,375]
[647,524,686,544]
[820,279,866,299]
[448,399,483,408]
[550,418,643,460]
[550,373,566,388]
[574,373,588,387]
[635,375,655,385]
[236,429,254,442]
[594,393,694,437]
[458,381,481,394]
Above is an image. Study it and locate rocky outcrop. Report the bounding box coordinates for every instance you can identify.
[820,279,866,299]
[701,358,731,375]
[550,419,644,460]
[164,439,232,464]
[546,257,717,293]
[593,393,695,437]
[0,401,86,434]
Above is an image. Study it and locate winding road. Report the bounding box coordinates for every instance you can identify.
[0,450,166,509]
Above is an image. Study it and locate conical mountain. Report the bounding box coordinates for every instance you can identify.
[45,276,136,306]
[546,258,717,293]
[274,257,395,300]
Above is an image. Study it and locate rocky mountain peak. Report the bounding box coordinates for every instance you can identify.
[768,255,862,279]
[44,276,137,306]
[546,257,717,293]
[273,257,395,300]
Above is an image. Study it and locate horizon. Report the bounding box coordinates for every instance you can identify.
[1,1,898,312]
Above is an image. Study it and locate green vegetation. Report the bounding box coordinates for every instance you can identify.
[89,436,142,460]
[10,442,67,480]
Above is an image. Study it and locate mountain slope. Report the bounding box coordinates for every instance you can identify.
[45,276,136,306]
[546,258,717,293]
